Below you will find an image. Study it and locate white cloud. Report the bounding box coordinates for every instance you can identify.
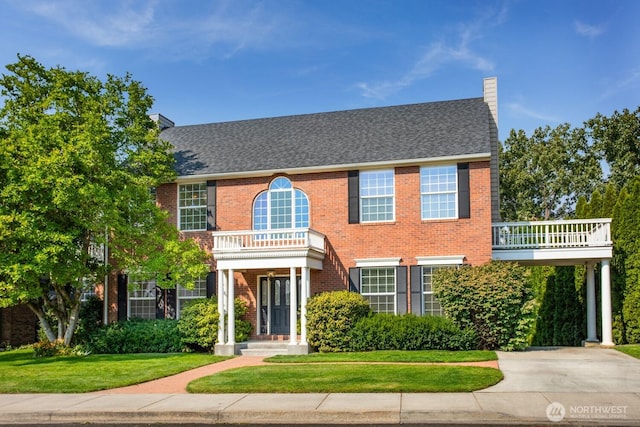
[355,4,505,100]
[574,20,606,38]
[13,0,285,60]
[506,101,560,123]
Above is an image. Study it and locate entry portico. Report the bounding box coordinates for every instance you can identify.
[212,228,325,355]
[492,218,614,346]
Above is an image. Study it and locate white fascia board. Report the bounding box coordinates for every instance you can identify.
[416,255,466,265]
[355,258,402,268]
[173,153,491,183]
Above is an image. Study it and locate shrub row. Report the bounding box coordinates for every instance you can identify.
[76,297,253,354]
[84,319,184,354]
[349,314,477,351]
[306,290,476,352]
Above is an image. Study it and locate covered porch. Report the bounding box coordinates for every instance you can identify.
[492,219,614,346]
[212,228,325,355]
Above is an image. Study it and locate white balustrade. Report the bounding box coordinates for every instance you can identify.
[492,219,612,250]
[213,228,325,253]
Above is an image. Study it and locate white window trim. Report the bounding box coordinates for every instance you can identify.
[416,255,465,266]
[360,169,395,223]
[177,182,207,232]
[355,258,401,268]
[420,165,458,221]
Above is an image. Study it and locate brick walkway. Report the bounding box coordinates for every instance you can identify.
[94,356,268,394]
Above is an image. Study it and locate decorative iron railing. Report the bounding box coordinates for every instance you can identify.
[492,219,612,250]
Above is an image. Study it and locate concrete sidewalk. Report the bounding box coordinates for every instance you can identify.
[1,391,639,425]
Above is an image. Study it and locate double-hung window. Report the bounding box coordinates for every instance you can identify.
[128,278,157,320]
[179,183,207,231]
[421,266,445,316]
[420,165,457,220]
[360,267,396,314]
[360,170,394,222]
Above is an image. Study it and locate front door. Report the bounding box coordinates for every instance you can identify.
[260,276,301,335]
[270,277,290,334]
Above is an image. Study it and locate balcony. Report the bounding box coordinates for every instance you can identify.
[212,228,326,270]
[492,219,612,265]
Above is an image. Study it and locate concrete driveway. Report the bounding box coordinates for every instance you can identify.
[482,346,640,393]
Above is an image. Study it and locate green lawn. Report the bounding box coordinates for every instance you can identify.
[0,349,229,393]
[616,344,640,360]
[187,364,503,393]
[267,350,497,363]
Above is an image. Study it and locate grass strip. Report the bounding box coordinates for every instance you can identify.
[616,344,640,360]
[0,349,229,393]
[266,350,497,363]
[187,364,503,393]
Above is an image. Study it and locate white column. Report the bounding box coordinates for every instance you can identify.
[289,267,297,345]
[601,260,613,346]
[227,269,235,345]
[586,263,598,342]
[217,269,225,345]
[300,267,309,345]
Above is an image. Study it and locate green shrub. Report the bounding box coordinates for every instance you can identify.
[74,296,104,346]
[349,314,477,351]
[85,319,184,354]
[432,262,536,351]
[306,290,371,352]
[178,297,252,352]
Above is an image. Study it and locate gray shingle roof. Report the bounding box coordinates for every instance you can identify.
[161,97,491,177]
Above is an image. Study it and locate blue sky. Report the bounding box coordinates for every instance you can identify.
[1,0,638,141]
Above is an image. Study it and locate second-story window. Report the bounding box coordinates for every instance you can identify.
[360,169,395,223]
[420,165,457,220]
[253,177,309,230]
[179,183,207,231]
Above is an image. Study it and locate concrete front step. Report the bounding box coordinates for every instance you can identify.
[240,340,290,357]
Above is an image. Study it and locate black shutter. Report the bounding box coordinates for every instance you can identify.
[206,271,216,297]
[396,266,408,315]
[207,180,217,231]
[348,171,359,224]
[117,274,128,321]
[410,266,423,315]
[457,163,470,219]
[349,267,361,292]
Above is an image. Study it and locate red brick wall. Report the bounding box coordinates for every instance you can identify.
[150,162,493,336]
[0,305,37,346]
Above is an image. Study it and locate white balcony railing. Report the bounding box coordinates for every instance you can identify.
[492,218,612,250]
[213,228,326,254]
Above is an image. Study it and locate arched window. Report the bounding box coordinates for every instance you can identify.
[253,177,309,230]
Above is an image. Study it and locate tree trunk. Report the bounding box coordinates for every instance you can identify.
[26,302,56,342]
[63,302,81,346]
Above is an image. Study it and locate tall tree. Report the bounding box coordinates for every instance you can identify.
[499,124,602,220]
[587,107,640,189]
[0,55,209,346]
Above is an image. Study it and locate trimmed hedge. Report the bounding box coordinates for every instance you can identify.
[84,319,184,354]
[307,290,371,352]
[349,313,477,351]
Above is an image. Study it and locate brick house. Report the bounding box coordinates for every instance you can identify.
[106,77,500,354]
